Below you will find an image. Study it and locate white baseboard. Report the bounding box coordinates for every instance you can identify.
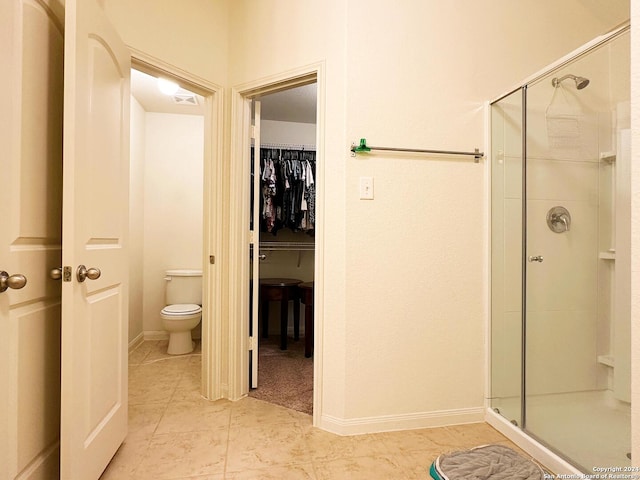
[144,330,169,341]
[485,408,582,475]
[128,332,144,353]
[318,406,485,436]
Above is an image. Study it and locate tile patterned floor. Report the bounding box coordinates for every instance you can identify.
[101,340,528,480]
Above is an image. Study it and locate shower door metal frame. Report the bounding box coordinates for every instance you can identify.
[520,85,528,431]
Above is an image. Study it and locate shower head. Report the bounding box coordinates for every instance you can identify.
[551,74,590,90]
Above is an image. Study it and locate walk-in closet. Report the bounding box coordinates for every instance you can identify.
[248,83,317,415]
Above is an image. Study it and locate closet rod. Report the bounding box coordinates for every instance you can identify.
[258,142,316,151]
[350,138,483,162]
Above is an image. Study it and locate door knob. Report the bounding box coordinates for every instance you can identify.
[0,271,27,292]
[77,265,101,282]
[50,267,63,280]
[528,255,544,263]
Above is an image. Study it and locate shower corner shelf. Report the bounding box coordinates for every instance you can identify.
[599,251,616,260]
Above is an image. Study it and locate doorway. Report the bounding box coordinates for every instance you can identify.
[228,66,324,424]
[247,83,318,415]
[128,54,224,402]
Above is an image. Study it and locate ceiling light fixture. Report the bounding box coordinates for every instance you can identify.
[157,77,179,95]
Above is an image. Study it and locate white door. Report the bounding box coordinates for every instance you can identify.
[0,0,65,478]
[250,99,262,388]
[60,0,130,478]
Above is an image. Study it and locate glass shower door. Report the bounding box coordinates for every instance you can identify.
[490,88,523,427]
[523,30,630,471]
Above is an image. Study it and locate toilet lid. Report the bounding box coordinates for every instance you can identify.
[161,304,202,316]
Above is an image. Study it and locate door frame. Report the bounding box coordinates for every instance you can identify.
[130,48,225,400]
[228,63,325,425]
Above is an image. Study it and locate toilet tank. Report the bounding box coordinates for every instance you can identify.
[164,269,202,305]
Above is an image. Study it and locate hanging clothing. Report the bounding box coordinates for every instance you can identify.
[301,159,315,231]
[261,156,277,232]
[258,147,316,235]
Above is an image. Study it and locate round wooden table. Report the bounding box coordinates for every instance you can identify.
[260,278,302,350]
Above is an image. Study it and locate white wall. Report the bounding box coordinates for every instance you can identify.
[129,96,146,344]
[141,113,204,334]
[261,119,316,146]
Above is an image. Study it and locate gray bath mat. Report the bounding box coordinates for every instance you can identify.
[429,444,545,480]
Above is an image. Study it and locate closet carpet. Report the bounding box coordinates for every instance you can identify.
[249,335,314,415]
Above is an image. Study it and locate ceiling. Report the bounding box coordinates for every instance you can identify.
[258,84,317,124]
[131,69,317,124]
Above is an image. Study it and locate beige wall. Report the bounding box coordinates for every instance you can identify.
[342,1,627,424]
[103,0,228,85]
[128,108,205,338]
[129,96,146,344]
[141,113,204,334]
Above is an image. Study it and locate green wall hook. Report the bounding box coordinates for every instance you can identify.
[352,138,371,153]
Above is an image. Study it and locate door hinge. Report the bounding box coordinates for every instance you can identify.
[249,335,257,351]
[209,255,215,265]
[63,266,72,282]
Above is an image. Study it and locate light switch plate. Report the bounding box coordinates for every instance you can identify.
[359,176,374,200]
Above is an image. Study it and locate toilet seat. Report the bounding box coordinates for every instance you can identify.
[161,303,202,317]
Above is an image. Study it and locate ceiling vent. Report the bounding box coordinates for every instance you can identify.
[172,93,198,106]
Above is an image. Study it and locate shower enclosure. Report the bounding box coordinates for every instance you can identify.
[490,27,630,472]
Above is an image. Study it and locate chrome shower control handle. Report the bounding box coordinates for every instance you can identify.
[528,255,544,263]
[547,206,571,233]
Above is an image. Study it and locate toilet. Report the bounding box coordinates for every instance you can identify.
[161,269,202,355]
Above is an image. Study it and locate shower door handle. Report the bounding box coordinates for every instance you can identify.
[528,255,544,263]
